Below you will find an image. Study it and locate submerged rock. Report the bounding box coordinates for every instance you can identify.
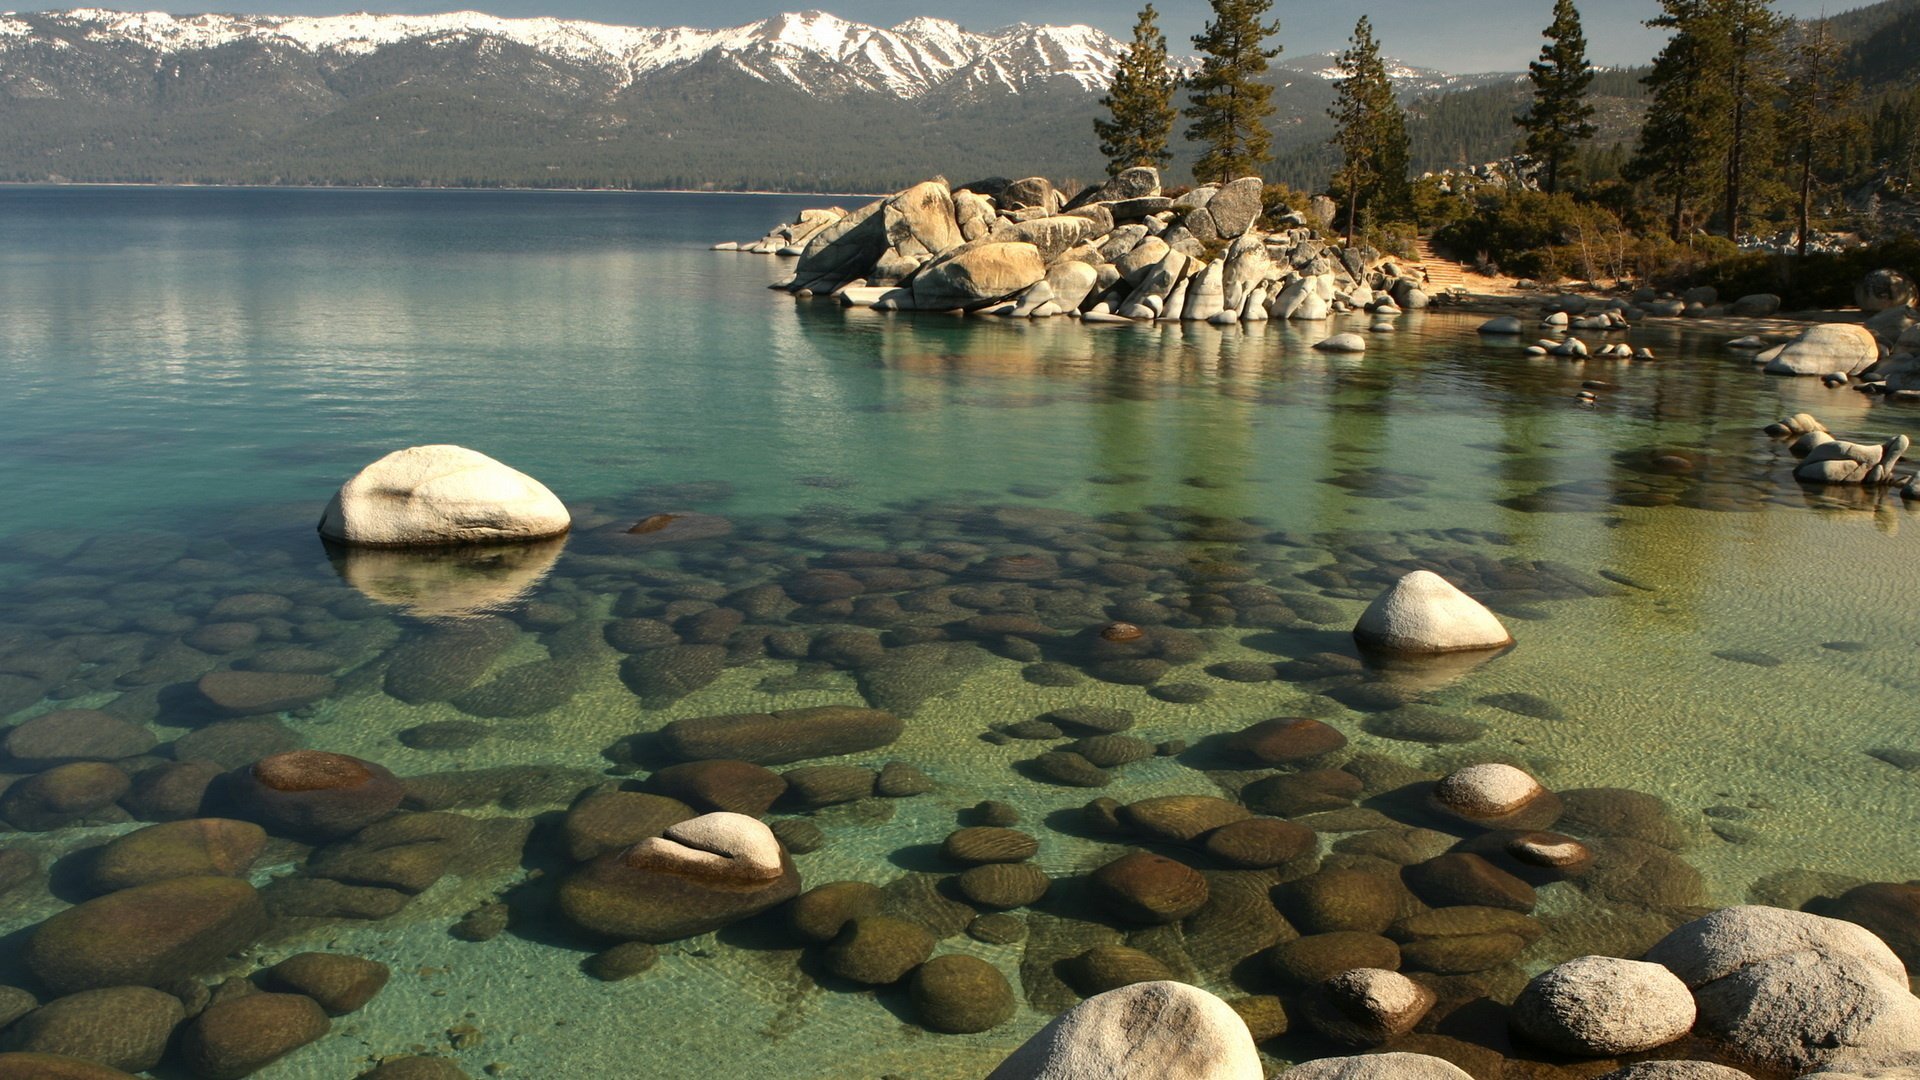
[27,876,267,994]
[657,706,902,766]
[558,812,800,942]
[909,954,1014,1033]
[225,750,404,841]
[9,986,185,1072]
[179,992,330,1079]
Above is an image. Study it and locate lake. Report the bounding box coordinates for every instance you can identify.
[0,186,1915,1078]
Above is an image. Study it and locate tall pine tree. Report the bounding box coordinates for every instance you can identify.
[1328,16,1410,246]
[1780,22,1857,257]
[1628,0,1725,239]
[1094,5,1178,174]
[1713,0,1785,241]
[1182,0,1281,184]
[1517,0,1597,195]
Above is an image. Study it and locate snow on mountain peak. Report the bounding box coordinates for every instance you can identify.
[2,7,1139,97]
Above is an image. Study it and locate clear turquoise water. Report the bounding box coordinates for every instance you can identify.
[1,187,1918,1078]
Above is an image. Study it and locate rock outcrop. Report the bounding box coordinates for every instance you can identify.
[732,171,1433,326]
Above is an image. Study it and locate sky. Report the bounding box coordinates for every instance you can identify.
[26,0,1854,71]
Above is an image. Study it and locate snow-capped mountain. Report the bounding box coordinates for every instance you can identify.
[0,8,1135,97]
[0,8,1518,191]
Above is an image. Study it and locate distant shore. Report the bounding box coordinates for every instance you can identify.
[0,179,886,198]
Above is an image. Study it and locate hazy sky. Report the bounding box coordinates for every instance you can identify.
[36,0,1853,71]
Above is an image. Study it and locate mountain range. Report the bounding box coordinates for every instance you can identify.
[0,7,1524,189]
[0,3,1908,191]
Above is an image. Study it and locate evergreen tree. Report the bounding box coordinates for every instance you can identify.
[1781,22,1857,256]
[1328,16,1410,245]
[1182,0,1282,184]
[1628,0,1726,239]
[1094,5,1178,174]
[1517,0,1597,195]
[1712,0,1786,242]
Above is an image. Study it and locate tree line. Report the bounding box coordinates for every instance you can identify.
[1094,0,1898,255]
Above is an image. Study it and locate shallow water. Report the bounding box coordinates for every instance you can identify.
[1,187,1917,1078]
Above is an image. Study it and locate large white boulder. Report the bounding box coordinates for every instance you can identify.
[1643,906,1920,1072]
[1278,1054,1472,1079]
[985,981,1262,1080]
[318,445,569,547]
[911,242,1047,311]
[1353,570,1513,655]
[1761,324,1882,376]
[1511,955,1695,1055]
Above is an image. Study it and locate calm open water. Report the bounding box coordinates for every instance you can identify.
[1,187,1917,1077]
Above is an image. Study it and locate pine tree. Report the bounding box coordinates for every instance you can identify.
[1628,0,1726,239]
[1517,0,1597,195]
[1182,0,1282,184]
[1328,16,1410,245]
[1781,22,1857,257]
[1095,5,1179,174]
[1712,0,1786,242]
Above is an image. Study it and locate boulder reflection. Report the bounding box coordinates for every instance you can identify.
[324,535,565,618]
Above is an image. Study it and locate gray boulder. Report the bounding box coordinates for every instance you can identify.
[1761,324,1882,376]
[1858,269,1917,313]
[1793,435,1907,485]
[1511,955,1695,1055]
[1279,1054,1472,1079]
[985,981,1263,1080]
[1067,167,1161,208]
[1732,293,1782,317]
[910,242,1047,311]
[1643,905,1920,1072]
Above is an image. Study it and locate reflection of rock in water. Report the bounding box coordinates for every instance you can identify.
[325,535,564,619]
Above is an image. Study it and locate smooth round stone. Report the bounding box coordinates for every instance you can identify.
[1505,831,1595,874]
[875,761,934,797]
[956,863,1051,910]
[1432,763,1558,827]
[1022,663,1083,686]
[585,942,659,982]
[1278,1053,1473,1079]
[560,791,695,862]
[318,444,568,546]
[3,710,156,767]
[1120,795,1251,845]
[262,953,389,1016]
[1362,706,1487,744]
[1067,735,1155,768]
[357,1057,473,1079]
[184,622,260,655]
[1241,769,1364,816]
[823,916,934,985]
[122,762,224,822]
[88,819,267,892]
[1267,932,1402,987]
[230,750,404,841]
[645,759,787,816]
[195,671,335,717]
[1028,751,1111,788]
[1226,718,1347,765]
[9,986,185,1072]
[788,881,884,944]
[1204,818,1317,868]
[1228,995,1290,1042]
[0,762,130,831]
[969,800,1020,827]
[1512,955,1696,1055]
[909,954,1014,1034]
[0,1051,149,1078]
[1088,852,1209,925]
[1305,967,1435,1046]
[1208,661,1278,683]
[1064,944,1173,995]
[1001,720,1064,740]
[780,765,875,808]
[968,913,1027,945]
[942,827,1038,865]
[1044,706,1134,734]
[1280,869,1404,934]
[1404,853,1537,912]
[769,818,824,854]
[1148,682,1213,704]
[179,992,330,1079]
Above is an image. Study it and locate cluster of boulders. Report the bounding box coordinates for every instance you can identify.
[1764,412,1920,498]
[1476,306,1654,362]
[721,169,1433,333]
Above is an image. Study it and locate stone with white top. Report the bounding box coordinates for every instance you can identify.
[318,445,569,547]
[1511,955,1696,1054]
[985,981,1262,1080]
[1353,570,1513,655]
